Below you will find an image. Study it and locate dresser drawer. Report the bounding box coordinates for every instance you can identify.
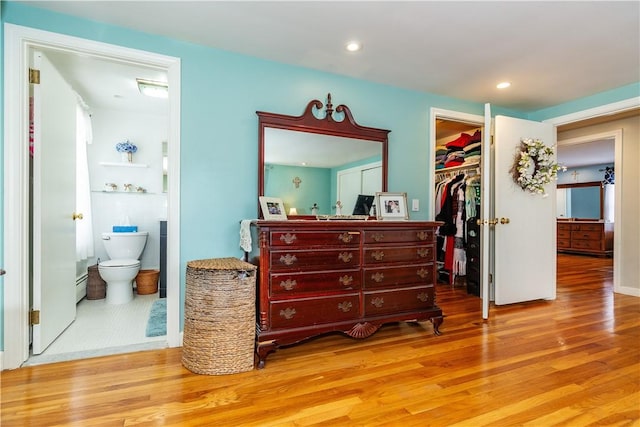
[270,269,361,296]
[557,238,571,249]
[270,248,360,271]
[270,294,360,329]
[363,264,434,289]
[571,239,601,250]
[364,245,433,265]
[363,229,433,244]
[571,230,601,241]
[557,229,571,239]
[572,224,602,232]
[364,286,435,316]
[557,223,571,231]
[270,231,360,247]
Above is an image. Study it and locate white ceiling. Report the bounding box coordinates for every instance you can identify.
[24,0,636,168]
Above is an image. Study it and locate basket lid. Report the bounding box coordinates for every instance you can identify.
[187,257,256,271]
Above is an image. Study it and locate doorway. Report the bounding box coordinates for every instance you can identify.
[3,24,182,370]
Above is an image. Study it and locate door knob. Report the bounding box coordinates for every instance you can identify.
[72,212,84,220]
[488,218,499,226]
[500,217,510,224]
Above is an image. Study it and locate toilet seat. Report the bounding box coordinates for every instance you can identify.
[100,259,140,268]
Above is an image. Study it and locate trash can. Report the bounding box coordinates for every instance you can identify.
[181,257,257,375]
[136,269,160,295]
[86,264,106,300]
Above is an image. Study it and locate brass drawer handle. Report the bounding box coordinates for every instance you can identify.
[279,233,297,244]
[338,232,353,243]
[279,279,297,291]
[372,233,384,242]
[416,231,429,241]
[371,272,385,283]
[279,307,296,320]
[338,301,353,312]
[339,275,354,287]
[371,250,385,261]
[338,252,353,263]
[279,254,297,265]
[417,248,430,258]
[416,268,429,279]
[371,297,384,308]
[417,292,430,303]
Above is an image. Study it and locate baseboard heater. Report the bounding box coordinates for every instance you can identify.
[75,272,88,303]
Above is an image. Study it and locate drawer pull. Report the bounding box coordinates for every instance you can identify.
[279,254,298,266]
[279,307,296,320]
[338,252,353,263]
[371,250,385,261]
[279,233,297,245]
[372,233,384,242]
[338,301,353,312]
[416,268,429,279]
[416,231,429,241]
[371,272,385,283]
[279,279,297,291]
[338,232,353,243]
[339,275,354,287]
[417,248,430,258]
[417,292,430,303]
[371,297,384,308]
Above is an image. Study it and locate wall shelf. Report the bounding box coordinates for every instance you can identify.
[99,161,148,168]
[92,190,155,195]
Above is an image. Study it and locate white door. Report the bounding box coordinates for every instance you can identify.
[337,168,361,214]
[482,113,556,310]
[31,50,78,354]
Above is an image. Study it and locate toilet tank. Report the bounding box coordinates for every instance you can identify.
[102,231,149,260]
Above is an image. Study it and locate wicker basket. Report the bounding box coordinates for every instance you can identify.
[136,269,160,295]
[181,257,257,375]
[86,264,106,300]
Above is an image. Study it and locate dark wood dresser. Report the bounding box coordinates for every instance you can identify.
[253,220,443,368]
[557,220,614,257]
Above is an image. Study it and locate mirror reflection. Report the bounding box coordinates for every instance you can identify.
[557,181,611,220]
[258,94,390,217]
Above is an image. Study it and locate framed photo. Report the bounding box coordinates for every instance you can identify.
[259,196,288,220]
[375,192,409,220]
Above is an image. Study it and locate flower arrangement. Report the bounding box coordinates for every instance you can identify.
[115,140,137,153]
[510,138,564,196]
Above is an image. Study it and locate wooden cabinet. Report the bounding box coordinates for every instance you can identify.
[557,221,613,257]
[254,220,443,368]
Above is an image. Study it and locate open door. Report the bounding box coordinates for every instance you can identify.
[31,50,78,354]
[481,109,556,316]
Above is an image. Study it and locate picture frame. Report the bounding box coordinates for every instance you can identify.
[259,196,288,220]
[375,192,409,221]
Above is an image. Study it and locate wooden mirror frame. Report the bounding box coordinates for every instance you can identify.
[557,181,604,220]
[257,94,390,217]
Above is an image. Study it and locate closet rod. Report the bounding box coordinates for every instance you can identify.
[435,162,480,174]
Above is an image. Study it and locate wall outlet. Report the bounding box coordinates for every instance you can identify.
[411,199,419,211]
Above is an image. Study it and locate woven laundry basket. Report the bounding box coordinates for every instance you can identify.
[136,269,159,295]
[86,264,106,300]
[182,257,257,375]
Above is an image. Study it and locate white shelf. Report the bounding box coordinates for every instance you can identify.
[99,161,148,168]
[92,190,154,195]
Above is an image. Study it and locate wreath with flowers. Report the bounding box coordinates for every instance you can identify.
[510,138,563,196]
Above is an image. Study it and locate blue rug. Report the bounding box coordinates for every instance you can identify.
[145,298,167,337]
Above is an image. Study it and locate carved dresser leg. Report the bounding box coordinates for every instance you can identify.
[431,316,443,336]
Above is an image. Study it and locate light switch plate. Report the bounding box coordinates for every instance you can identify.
[411,199,419,211]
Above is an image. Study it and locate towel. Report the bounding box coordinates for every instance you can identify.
[240,219,256,253]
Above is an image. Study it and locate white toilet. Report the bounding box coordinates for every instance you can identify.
[98,231,149,304]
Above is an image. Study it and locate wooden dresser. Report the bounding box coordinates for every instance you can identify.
[253,220,443,368]
[557,220,614,257]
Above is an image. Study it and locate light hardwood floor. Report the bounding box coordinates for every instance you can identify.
[2,254,638,426]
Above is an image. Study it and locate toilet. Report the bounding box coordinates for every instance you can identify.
[98,231,149,304]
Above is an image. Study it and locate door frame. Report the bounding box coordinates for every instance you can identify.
[3,23,182,370]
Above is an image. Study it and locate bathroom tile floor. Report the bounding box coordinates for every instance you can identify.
[24,293,167,367]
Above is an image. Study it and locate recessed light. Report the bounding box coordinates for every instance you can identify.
[497,81,511,89]
[345,41,362,52]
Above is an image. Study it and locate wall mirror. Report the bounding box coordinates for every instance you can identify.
[556,181,608,220]
[258,94,390,217]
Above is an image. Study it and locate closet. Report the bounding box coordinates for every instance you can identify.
[433,119,483,296]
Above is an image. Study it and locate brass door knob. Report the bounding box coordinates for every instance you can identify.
[488,218,499,226]
[72,212,84,220]
[500,217,510,224]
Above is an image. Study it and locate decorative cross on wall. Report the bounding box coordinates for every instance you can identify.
[571,170,580,182]
[292,176,302,188]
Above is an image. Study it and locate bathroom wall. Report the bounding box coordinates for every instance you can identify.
[87,107,168,270]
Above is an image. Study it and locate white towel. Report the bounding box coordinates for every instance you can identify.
[240,219,256,253]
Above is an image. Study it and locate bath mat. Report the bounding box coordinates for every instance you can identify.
[145,298,167,337]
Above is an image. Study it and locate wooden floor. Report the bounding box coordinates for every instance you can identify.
[2,254,638,426]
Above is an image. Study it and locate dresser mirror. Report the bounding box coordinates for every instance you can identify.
[556,181,605,220]
[257,94,390,217]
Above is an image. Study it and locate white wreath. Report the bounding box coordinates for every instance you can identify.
[510,138,562,196]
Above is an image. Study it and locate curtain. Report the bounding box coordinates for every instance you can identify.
[75,101,94,261]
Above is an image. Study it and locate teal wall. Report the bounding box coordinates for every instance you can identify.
[265,164,331,215]
[1,2,638,350]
